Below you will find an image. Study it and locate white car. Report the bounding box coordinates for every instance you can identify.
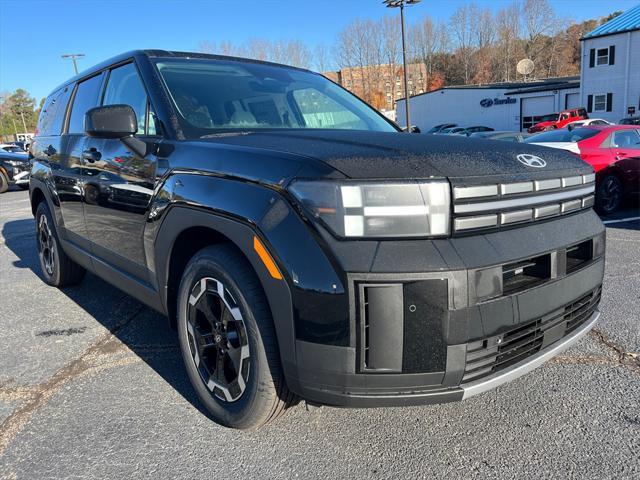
[0,143,27,154]
[566,118,613,128]
[524,127,602,154]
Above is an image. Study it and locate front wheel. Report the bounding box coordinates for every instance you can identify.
[177,244,296,429]
[595,174,623,215]
[35,201,86,286]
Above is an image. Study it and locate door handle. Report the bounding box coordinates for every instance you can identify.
[82,148,101,163]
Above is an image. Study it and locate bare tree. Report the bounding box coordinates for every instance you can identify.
[495,3,521,81]
[314,44,331,73]
[410,16,449,91]
[522,0,561,70]
[450,3,476,84]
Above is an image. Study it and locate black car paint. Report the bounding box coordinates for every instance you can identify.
[29,50,604,408]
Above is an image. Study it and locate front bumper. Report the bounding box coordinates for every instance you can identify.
[281,210,605,408]
[461,309,599,399]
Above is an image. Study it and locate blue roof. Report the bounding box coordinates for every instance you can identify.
[584,4,640,39]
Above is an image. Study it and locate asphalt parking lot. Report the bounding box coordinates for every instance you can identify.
[0,186,638,479]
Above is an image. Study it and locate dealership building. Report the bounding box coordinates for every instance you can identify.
[396,77,581,132]
[397,4,640,132]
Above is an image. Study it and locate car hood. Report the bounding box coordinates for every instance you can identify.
[199,130,591,181]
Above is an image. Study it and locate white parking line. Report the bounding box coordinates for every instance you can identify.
[603,216,640,225]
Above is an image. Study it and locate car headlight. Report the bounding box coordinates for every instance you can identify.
[289,180,451,238]
[7,160,26,167]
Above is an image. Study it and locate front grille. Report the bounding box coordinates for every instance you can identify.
[462,286,601,383]
[452,174,596,234]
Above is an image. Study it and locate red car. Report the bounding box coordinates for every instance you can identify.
[527,125,640,213]
[528,108,589,134]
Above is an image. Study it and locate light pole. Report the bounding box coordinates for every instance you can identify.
[61,53,85,75]
[383,0,421,131]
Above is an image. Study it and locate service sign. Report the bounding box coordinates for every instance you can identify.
[480,97,516,108]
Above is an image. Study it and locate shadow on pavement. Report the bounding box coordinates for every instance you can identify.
[1,218,211,418]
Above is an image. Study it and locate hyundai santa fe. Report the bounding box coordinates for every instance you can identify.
[30,50,605,429]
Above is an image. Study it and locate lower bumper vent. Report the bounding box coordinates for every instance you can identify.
[462,286,601,383]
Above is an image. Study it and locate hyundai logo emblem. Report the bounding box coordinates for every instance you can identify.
[516,154,547,168]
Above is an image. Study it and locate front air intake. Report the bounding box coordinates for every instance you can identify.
[358,284,404,372]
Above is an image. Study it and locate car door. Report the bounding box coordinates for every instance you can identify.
[44,74,104,250]
[81,61,159,281]
[610,129,640,195]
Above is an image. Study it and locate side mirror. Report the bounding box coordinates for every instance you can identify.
[85,105,137,139]
[402,125,421,133]
[84,105,150,157]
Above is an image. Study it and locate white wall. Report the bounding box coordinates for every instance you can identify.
[581,30,640,122]
[396,88,520,132]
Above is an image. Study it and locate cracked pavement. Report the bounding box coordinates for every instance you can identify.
[0,187,638,479]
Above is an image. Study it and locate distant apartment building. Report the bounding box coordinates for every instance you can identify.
[324,63,428,115]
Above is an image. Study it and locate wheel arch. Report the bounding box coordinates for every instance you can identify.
[30,185,47,216]
[154,205,297,370]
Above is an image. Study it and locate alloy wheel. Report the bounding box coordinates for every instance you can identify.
[37,214,56,276]
[186,277,250,402]
[600,177,622,213]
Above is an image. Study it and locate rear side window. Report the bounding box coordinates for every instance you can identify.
[525,127,600,143]
[102,63,154,134]
[37,86,72,136]
[68,74,104,134]
[612,130,640,148]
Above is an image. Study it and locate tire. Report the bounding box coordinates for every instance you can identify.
[0,171,8,194]
[595,174,623,215]
[177,244,296,429]
[35,201,86,287]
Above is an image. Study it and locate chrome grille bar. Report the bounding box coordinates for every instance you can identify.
[454,185,594,214]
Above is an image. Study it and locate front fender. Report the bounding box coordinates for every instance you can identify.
[148,173,348,376]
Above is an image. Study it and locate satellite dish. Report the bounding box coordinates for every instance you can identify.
[517,59,535,79]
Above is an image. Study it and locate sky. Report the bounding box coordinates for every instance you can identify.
[1,0,638,101]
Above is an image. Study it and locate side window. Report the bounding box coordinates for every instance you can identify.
[68,75,104,134]
[102,63,151,134]
[612,130,640,149]
[293,88,365,130]
[37,86,72,136]
[147,105,157,135]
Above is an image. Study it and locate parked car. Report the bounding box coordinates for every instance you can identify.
[30,50,604,429]
[436,126,465,135]
[567,118,613,128]
[11,140,31,152]
[528,108,588,133]
[619,116,640,126]
[0,143,27,154]
[457,125,495,136]
[0,151,30,193]
[469,131,530,142]
[425,123,457,134]
[526,125,640,213]
[439,126,494,136]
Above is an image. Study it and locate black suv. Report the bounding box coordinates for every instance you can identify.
[30,51,605,429]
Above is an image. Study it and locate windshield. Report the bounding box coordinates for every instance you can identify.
[154,58,397,137]
[525,127,600,143]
